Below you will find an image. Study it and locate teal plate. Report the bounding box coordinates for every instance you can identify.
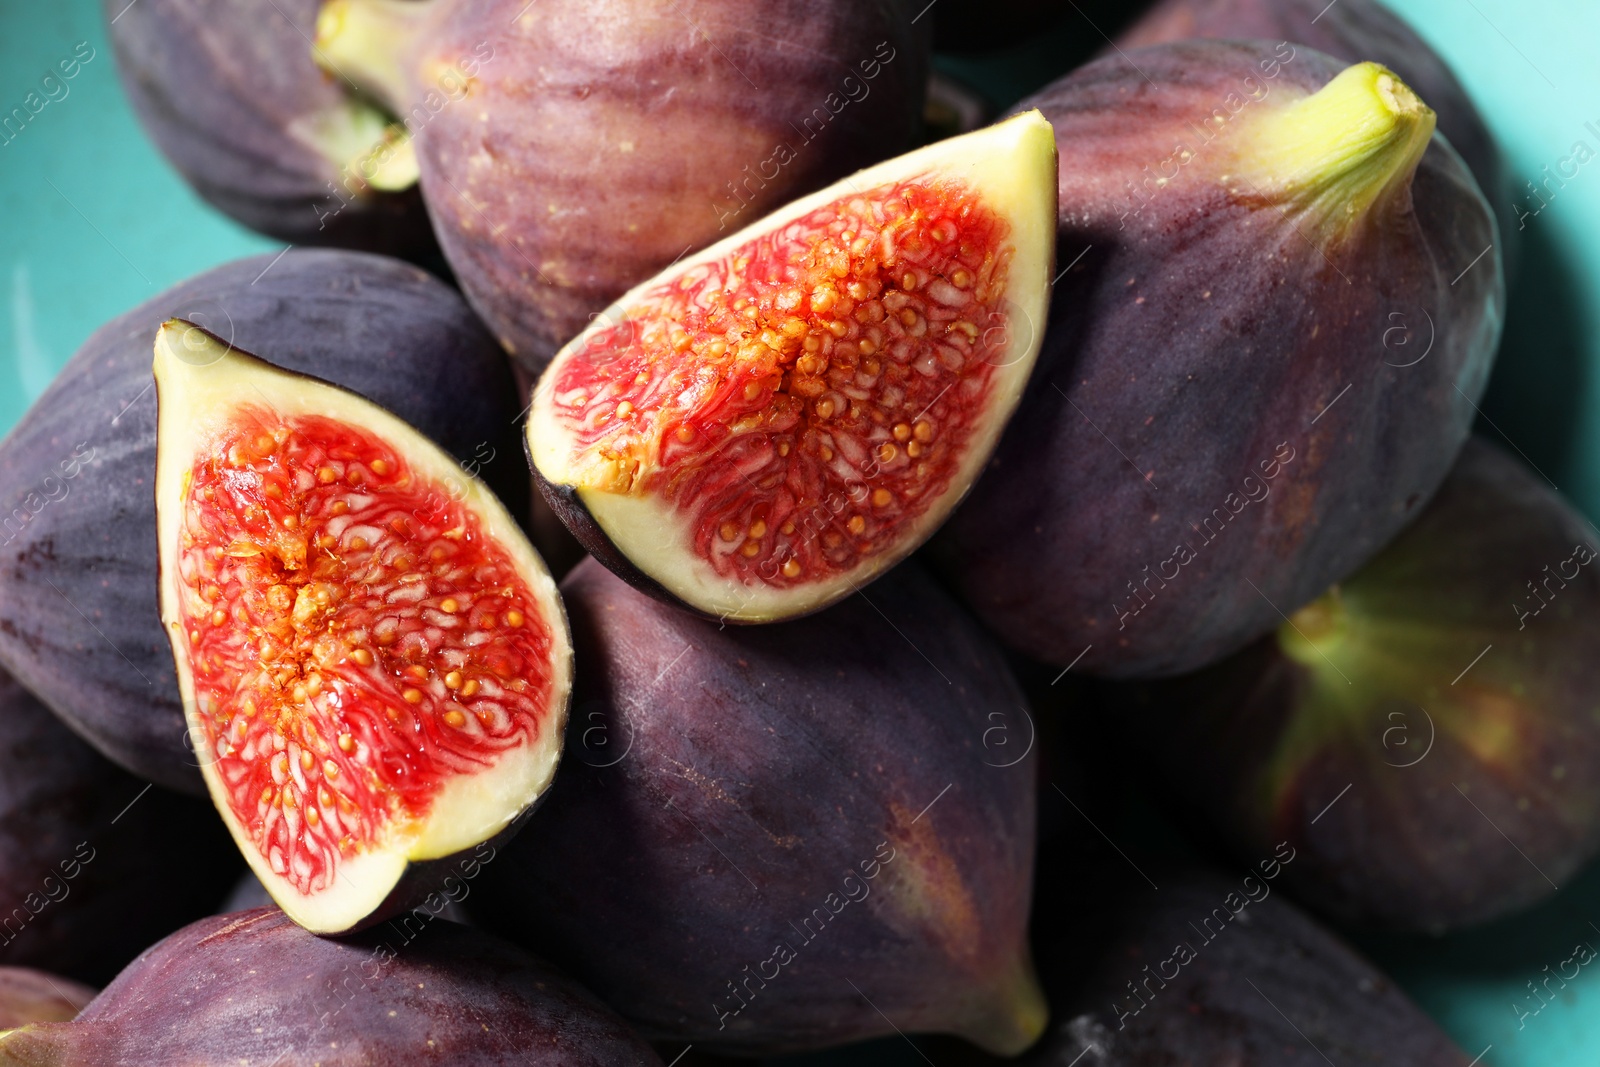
[1,1,1597,1062]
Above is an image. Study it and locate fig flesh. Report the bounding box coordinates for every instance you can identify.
[1107,439,1600,931]
[313,0,932,371]
[105,0,434,257]
[471,558,1046,1057]
[0,667,241,985]
[526,113,1058,623]
[1020,863,1470,1065]
[1115,0,1517,276]
[0,250,526,793]
[934,44,1503,676]
[0,908,662,1066]
[153,323,572,933]
[0,972,93,1029]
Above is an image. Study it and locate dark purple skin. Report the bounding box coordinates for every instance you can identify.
[0,970,94,1029]
[470,559,1045,1057]
[1012,866,1470,1066]
[338,0,929,371]
[0,908,663,1066]
[1115,0,1517,276]
[1104,439,1600,931]
[104,0,437,257]
[0,669,242,986]
[932,40,1503,677]
[0,250,526,793]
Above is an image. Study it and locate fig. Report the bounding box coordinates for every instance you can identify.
[0,667,241,985]
[152,323,572,933]
[470,558,1045,1057]
[105,0,435,257]
[1106,438,1600,931]
[0,249,526,793]
[1116,0,1517,276]
[0,908,663,1066]
[933,44,1504,677]
[0,971,93,1029]
[1019,863,1470,1064]
[526,113,1058,623]
[313,0,932,370]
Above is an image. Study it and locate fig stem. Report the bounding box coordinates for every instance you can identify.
[958,953,1050,1056]
[314,0,432,115]
[1281,586,1348,666]
[1236,61,1436,224]
[0,1026,67,1067]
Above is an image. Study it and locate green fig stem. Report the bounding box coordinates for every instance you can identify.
[1280,586,1348,667]
[958,954,1050,1056]
[1236,62,1435,225]
[314,0,432,115]
[287,100,419,194]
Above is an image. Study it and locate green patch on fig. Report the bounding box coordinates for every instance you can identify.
[153,324,572,935]
[934,41,1503,678]
[1110,439,1600,931]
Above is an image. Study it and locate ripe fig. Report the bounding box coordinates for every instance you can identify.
[0,250,527,794]
[105,0,434,257]
[0,908,663,1066]
[1106,438,1600,931]
[526,113,1058,623]
[152,323,572,933]
[0,971,93,1029]
[0,667,241,985]
[1018,864,1470,1065]
[1115,0,1517,276]
[471,558,1045,1057]
[933,44,1504,677]
[313,0,932,370]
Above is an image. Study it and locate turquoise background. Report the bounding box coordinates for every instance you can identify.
[1,0,1597,1061]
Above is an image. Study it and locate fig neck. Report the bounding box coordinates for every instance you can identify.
[1233,62,1435,230]
[1279,586,1348,667]
[314,0,434,114]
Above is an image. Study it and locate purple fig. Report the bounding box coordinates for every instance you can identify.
[0,668,241,984]
[0,972,94,1029]
[104,0,436,257]
[312,0,931,371]
[1107,438,1600,931]
[0,908,662,1066]
[1116,0,1517,277]
[470,558,1045,1056]
[933,42,1503,677]
[1018,865,1470,1065]
[0,250,526,793]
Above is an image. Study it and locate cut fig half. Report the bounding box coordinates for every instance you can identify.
[153,321,572,933]
[526,111,1057,622]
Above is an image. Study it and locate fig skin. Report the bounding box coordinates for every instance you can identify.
[0,250,526,794]
[316,0,930,371]
[1104,439,1600,932]
[0,971,94,1029]
[1013,863,1470,1065]
[0,908,664,1067]
[933,41,1503,677]
[0,668,242,986]
[470,559,1046,1057]
[1115,0,1517,277]
[104,0,436,257]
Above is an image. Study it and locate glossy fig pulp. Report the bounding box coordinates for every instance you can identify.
[527,112,1057,623]
[153,323,572,933]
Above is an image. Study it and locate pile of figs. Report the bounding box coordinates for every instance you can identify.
[4,0,1584,1061]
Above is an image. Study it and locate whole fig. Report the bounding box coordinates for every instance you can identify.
[0,908,662,1066]
[313,0,930,370]
[934,42,1503,677]
[1107,438,1600,931]
[472,559,1045,1057]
